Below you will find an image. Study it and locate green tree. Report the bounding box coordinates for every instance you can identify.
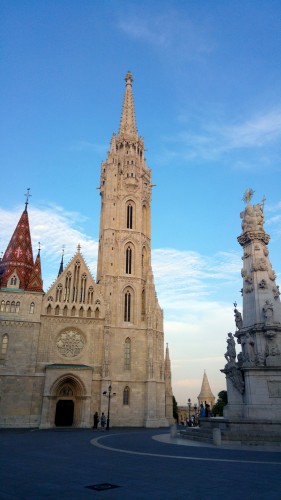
[172,395,178,421]
[212,390,227,416]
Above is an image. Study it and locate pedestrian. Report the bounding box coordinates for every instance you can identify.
[93,411,99,430]
[101,412,106,431]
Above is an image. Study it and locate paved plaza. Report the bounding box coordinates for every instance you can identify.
[0,427,281,499]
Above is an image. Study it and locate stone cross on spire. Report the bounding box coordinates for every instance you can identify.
[118,71,138,137]
[24,188,31,211]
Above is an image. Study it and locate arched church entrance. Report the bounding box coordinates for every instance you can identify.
[52,376,85,428]
[55,399,74,426]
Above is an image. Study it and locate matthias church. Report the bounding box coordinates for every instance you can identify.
[0,72,173,428]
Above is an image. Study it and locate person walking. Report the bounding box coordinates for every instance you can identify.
[93,412,99,430]
[100,412,106,431]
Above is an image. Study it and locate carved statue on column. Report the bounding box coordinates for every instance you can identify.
[224,332,236,367]
[263,300,274,325]
[234,308,243,331]
[241,332,255,365]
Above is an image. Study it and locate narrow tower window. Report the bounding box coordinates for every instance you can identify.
[127,203,133,229]
[124,337,131,370]
[29,302,35,314]
[125,246,132,274]
[123,386,130,405]
[124,290,131,322]
[141,289,146,320]
[1,334,8,356]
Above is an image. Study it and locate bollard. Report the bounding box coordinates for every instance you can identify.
[213,428,221,446]
[170,424,177,438]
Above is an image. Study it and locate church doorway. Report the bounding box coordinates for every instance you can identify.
[55,399,74,427]
[40,369,92,429]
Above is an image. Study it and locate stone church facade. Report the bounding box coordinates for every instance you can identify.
[0,72,173,429]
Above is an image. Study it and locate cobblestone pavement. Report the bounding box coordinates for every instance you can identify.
[0,428,281,499]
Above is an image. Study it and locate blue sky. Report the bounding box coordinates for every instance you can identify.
[1,0,281,405]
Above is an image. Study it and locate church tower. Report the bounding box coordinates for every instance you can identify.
[96,71,172,426]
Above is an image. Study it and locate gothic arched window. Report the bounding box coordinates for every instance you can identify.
[125,245,132,274]
[56,284,63,302]
[141,289,146,320]
[123,386,130,405]
[142,204,148,234]
[1,300,5,312]
[87,286,94,305]
[124,337,131,370]
[1,334,8,356]
[10,275,18,286]
[5,301,10,313]
[64,272,72,302]
[29,302,35,314]
[80,274,87,303]
[127,203,133,229]
[16,301,20,313]
[124,288,133,322]
[10,301,16,313]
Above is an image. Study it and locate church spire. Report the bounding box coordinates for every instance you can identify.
[118,71,138,138]
[57,246,64,277]
[0,193,34,290]
[26,245,43,292]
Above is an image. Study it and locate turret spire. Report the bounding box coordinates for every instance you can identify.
[197,370,215,407]
[118,71,138,137]
[26,245,43,292]
[0,198,34,290]
[57,246,64,277]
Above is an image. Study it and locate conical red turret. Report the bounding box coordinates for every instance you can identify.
[0,205,34,290]
[26,249,43,292]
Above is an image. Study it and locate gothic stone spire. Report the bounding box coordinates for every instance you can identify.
[118,71,138,138]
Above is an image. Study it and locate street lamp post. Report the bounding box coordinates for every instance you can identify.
[103,384,116,430]
[193,403,197,426]
[188,398,191,425]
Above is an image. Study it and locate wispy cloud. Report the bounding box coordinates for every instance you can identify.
[152,248,241,310]
[117,10,214,60]
[163,108,281,165]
